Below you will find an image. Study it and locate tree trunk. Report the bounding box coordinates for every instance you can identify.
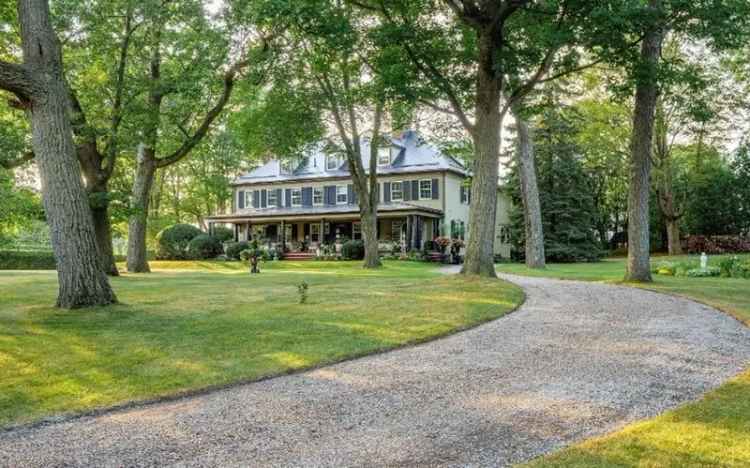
[91,193,119,276]
[18,0,116,307]
[360,206,381,268]
[462,31,501,278]
[665,218,682,255]
[127,146,157,273]
[625,0,663,282]
[514,112,546,269]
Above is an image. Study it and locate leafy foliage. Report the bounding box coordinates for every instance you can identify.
[187,234,224,260]
[341,240,365,260]
[156,224,203,260]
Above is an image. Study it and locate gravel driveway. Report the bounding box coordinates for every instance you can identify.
[2,272,749,467]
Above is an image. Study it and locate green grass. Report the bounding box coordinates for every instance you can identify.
[498,256,750,467]
[0,260,523,429]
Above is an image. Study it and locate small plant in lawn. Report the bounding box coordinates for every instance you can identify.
[240,240,263,274]
[297,281,309,304]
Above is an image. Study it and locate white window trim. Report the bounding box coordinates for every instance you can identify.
[391,220,403,242]
[245,191,254,210]
[310,223,321,242]
[377,147,391,166]
[336,185,348,204]
[313,187,324,206]
[326,155,340,171]
[419,179,432,200]
[391,181,403,201]
[267,190,278,208]
[352,221,362,240]
[291,188,302,207]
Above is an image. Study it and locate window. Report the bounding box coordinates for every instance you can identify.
[377,147,391,166]
[391,220,403,242]
[419,179,432,199]
[281,159,295,174]
[291,188,302,206]
[391,181,403,201]
[326,155,340,171]
[461,185,470,204]
[352,222,361,240]
[313,187,323,205]
[310,223,320,242]
[267,190,278,207]
[244,192,253,209]
[336,185,347,204]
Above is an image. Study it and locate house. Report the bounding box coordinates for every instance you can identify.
[205,131,512,258]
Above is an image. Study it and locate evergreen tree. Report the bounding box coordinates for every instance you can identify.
[507,107,603,263]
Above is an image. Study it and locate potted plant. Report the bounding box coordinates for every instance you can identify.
[450,238,464,264]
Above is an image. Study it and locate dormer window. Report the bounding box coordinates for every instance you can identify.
[377,147,392,166]
[326,155,341,171]
[281,159,295,174]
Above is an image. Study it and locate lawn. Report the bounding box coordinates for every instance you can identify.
[0,260,523,429]
[497,256,750,467]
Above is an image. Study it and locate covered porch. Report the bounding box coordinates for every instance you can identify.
[206,205,442,255]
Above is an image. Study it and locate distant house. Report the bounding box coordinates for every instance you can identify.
[206,131,512,257]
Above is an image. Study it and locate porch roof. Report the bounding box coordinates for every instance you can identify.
[205,202,442,224]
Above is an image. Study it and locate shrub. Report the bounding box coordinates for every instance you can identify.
[718,256,750,279]
[0,250,56,269]
[654,261,676,276]
[212,226,234,242]
[187,234,224,259]
[225,241,249,260]
[156,224,202,259]
[685,266,720,277]
[686,235,750,254]
[341,240,365,260]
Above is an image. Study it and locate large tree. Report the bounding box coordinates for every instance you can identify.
[622,0,750,281]
[124,1,273,272]
[354,0,645,277]
[0,0,116,307]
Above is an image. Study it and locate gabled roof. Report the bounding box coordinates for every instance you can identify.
[233,130,467,185]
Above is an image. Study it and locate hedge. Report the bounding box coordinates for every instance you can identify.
[0,250,56,270]
[686,235,750,254]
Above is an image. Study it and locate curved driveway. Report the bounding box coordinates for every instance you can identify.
[2,274,749,467]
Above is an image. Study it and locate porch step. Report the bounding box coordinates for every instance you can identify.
[283,252,315,261]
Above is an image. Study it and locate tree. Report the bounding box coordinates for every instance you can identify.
[354,0,648,277]
[512,112,545,268]
[507,103,602,263]
[124,1,273,272]
[0,0,116,307]
[236,0,392,268]
[622,0,750,281]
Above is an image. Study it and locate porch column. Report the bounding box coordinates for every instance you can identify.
[405,215,413,251]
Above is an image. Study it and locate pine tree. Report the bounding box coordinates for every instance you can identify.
[506,106,603,263]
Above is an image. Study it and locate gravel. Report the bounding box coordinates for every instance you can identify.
[2,272,749,467]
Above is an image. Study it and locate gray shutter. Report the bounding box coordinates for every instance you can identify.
[411,180,419,200]
[238,190,245,209]
[285,189,292,207]
[325,185,336,205]
[252,190,260,208]
[431,178,439,199]
[460,186,466,204]
[383,182,391,203]
[347,184,354,204]
[302,187,313,206]
[261,189,267,208]
[403,181,411,201]
[276,188,282,207]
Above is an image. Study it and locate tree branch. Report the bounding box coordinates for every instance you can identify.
[0,151,34,169]
[156,35,274,168]
[0,60,34,101]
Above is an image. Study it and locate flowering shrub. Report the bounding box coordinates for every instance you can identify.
[686,235,750,254]
[433,236,451,250]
